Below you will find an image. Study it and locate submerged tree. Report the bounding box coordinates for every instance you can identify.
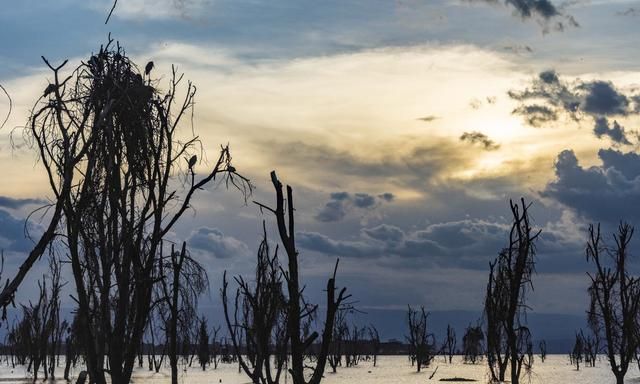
[255,171,350,384]
[222,222,288,384]
[441,324,456,364]
[538,340,547,363]
[462,324,484,364]
[405,305,436,373]
[328,310,348,373]
[157,242,208,383]
[368,325,381,368]
[485,199,539,384]
[570,331,584,371]
[26,38,249,384]
[586,223,640,384]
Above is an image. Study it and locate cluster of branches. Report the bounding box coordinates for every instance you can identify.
[0,38,251,384]
[585,223,640,384]
[5,257,68,380]
[327,310,380,373]
[223,172,351,384]
[462,324,484,364]
[405,305,436,373]
[484,199,539,384]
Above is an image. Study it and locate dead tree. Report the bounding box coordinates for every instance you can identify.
[405,305,436,373]
[538,340,546,363]
[441,324,456,364]
[345,323,365,367]
[64,314,81,381]
[26,38,249,384]
[22,257,63,381]
[210,325,221,369]
[197,316,210,371]
[570,331,584,371]
[485,199,539,384]
[158,242,209,384]
[586,223,640,384]
[222,222,288,384]
[368,325,381,367]
[328,310,348,373]
[462,324,484,364]
[255,171,350,384]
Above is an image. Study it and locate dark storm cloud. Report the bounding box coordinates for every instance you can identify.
[297,231,372,258]
[0,209,35,252]
[187,227,250,259]
[543,149,640,223]
[578,81,630,116]
[510,71,637,143]
[298,217,583,271]
[470,0,578,31]
[512,105,558,127]
[315,191,394,222]
[363,224,405,243]
[460,131,500,150]
[593,117,631,145]
[0,196,46,209]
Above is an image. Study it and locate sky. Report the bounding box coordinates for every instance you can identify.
[2,0,640,342]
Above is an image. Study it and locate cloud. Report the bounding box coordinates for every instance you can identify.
[299,216,583,271]
[0,209,36,253]
[460,131,501,150]
[509,70,638,143]
[187,227,251,259]
[0,196,46,209]
[315,191,394,222]
[470,0,578,31]
[593,117,631,145]
[543,149,640,223]
[417,115,439,122]
[363,224,405,243]
[297,231,373,258]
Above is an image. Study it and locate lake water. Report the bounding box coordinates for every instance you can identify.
[0,355,636,384]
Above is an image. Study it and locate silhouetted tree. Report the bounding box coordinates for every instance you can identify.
[538,340,546,363]
[405,305,435,373]
[328,310,348,373]
[26,38,249,384]
[485,199,539,384]
[441,324,456,364]
[197,317,210,371]
[368,325,381,367]
[255,171,350,384]
[570,331,584,371]
[158,242,208,384]
[462,324,484,364]
[345,323,365,367]
[210,325,221,369]
[586,223,640,384]
[222,222,288,384]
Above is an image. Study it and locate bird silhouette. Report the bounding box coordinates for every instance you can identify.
[227,165,236,173]
[145,61,154,76]
[43,84,57,97]
[188,155,197,169]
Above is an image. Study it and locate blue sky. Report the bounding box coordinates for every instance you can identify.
[2,0,640,340]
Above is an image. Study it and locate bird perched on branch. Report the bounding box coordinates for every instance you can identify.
[187,155,197,169]
[145,61,154,76]
[43,83,58,97]
[227,165,236,173]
